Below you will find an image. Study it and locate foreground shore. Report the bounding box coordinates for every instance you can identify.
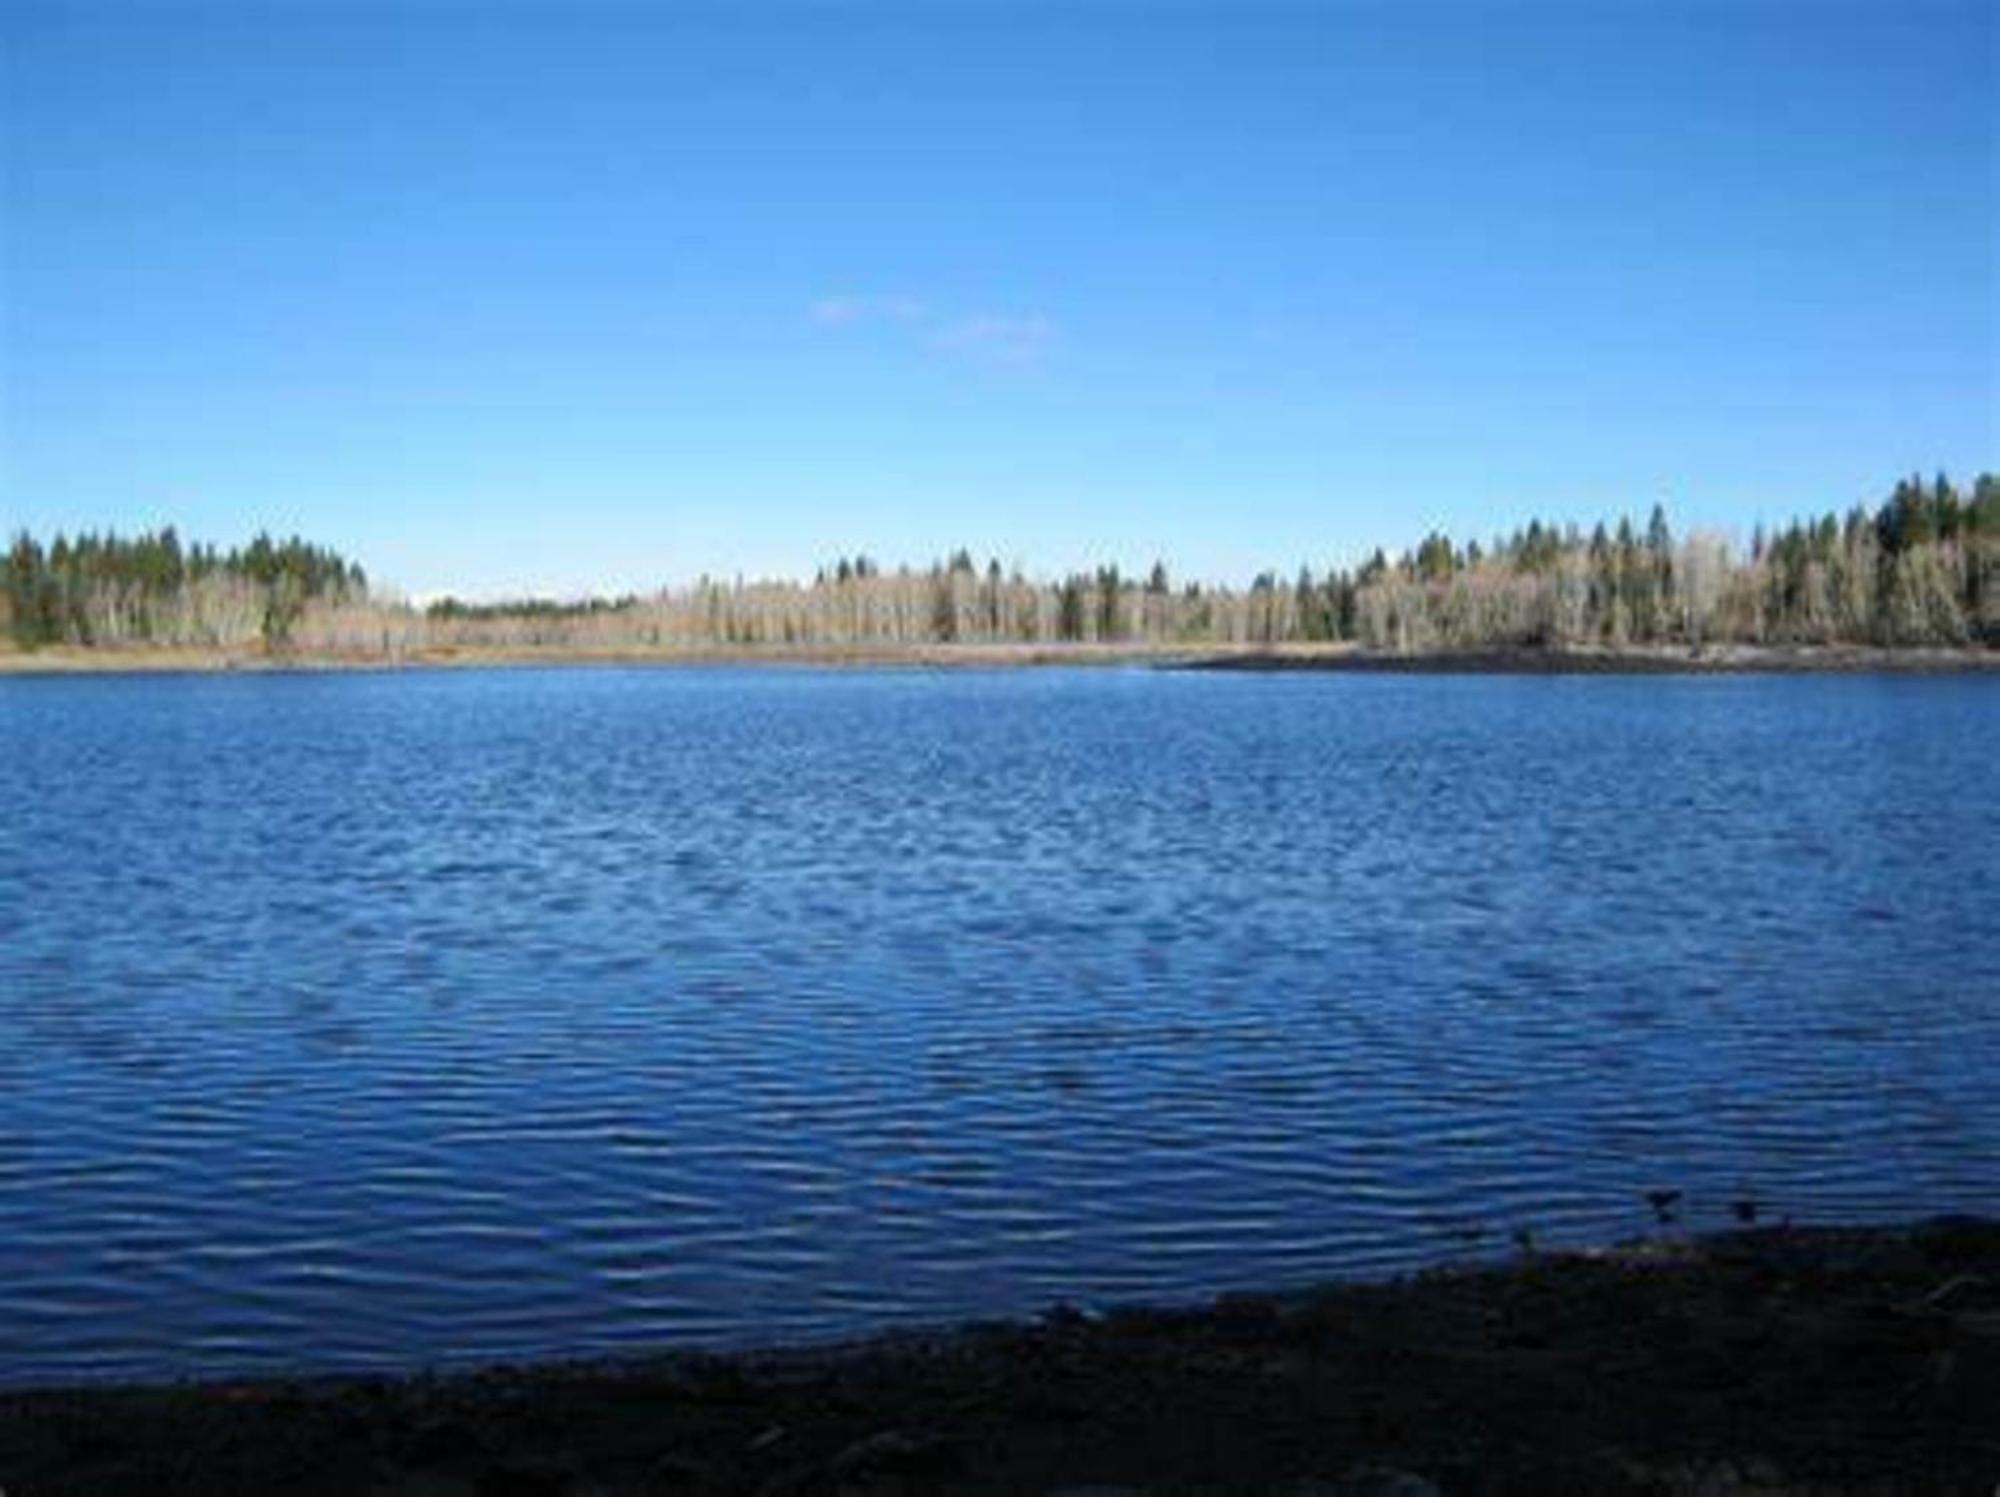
[4,1217,1995,1495]
[2,640,1996,676]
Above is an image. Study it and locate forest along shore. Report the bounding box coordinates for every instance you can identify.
[2,640,1998,675]
[8,475,1998,666]
[2,1217,1995,1496]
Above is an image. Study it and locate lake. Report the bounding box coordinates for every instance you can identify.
[1,666,1994,1386]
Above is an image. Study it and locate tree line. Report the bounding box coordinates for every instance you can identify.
[3,529,367,649]
[6,473,1995,655]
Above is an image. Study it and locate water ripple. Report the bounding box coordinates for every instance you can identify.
[0,667,1995,1385]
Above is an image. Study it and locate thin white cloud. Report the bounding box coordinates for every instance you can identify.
[934,312,1056,364]
[808,295,1054,363]
[810,293,928,328]
[810,295,864,327]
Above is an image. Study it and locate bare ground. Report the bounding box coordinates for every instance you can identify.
[3,1217,1996,1495]
[3,641,1996,676]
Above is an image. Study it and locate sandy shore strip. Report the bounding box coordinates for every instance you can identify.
[3,640,1997,676]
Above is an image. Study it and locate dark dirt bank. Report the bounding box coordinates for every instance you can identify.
[4,1217,1997,1495]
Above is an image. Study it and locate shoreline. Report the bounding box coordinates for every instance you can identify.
[3,640,1997,677]
[5,1216,1996,1494]
[1181,642,2000,675]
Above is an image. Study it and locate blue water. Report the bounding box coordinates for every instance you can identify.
[1,666,1995,1386]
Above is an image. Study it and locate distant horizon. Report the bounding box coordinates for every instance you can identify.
[5,0,1994,598]
[9,467,1993,607]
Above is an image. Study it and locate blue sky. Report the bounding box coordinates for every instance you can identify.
[3,0,1993,598]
